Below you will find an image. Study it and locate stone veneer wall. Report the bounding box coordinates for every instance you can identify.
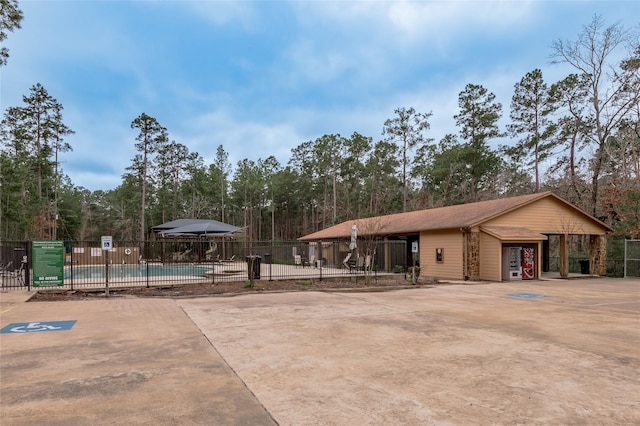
[589,234,607,275]
[467,231,480,280]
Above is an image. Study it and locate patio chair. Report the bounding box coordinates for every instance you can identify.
[1,261,24,286]
[345,254,358,272]
[1,261,13,275]
[342,253,351,269]
[294,254,302,267]
[177,249,192,261]
[14,261,25,286]
[364,255,372,271]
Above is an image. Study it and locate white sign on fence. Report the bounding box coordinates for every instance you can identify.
[101,236,113,250]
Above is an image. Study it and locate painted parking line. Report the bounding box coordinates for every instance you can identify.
[0,320,77,334]
[0,306,17,315]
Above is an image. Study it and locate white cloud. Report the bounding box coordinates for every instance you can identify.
[182,1,258,30]
[294,1,536,51]
[282,39,358,84]
[174,109,307,169]
[61,107,137,190]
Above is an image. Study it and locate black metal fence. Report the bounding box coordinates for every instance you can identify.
[0,241,29,290]
[1,239,410,291]
[624,239,640,278]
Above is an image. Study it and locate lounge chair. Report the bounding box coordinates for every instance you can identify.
[221,255,236,263]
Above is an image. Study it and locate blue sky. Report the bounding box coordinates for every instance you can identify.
[2,1,638,191]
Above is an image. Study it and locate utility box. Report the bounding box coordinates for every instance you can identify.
[579,260,589,274]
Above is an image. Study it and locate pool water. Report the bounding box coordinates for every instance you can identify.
[65,264,210,279]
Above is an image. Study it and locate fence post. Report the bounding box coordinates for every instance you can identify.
[105,248,110,297]
[624,239,628,278]
[25,240,31,291]
[68,240,74,291]
[318,240,323,282]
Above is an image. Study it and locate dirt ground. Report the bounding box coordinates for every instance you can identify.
[28,277,430,301]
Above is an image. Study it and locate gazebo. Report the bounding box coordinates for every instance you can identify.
[150,219,244,263]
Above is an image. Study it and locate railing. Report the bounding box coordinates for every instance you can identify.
[1,239,409,291]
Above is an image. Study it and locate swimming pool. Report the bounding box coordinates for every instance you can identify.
[65,264,211,279]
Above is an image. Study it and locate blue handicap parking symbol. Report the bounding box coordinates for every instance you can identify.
[0,320,77,334]
[506,293,549,299]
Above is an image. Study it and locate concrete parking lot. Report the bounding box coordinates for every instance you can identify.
[1,278,639,425]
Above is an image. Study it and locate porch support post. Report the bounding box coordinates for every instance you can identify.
[559,234,569,278]
[589,234,607,276]
[467,231,480,280]
[384,237,391,272]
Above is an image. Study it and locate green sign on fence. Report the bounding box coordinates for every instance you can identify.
[32,240,64,287]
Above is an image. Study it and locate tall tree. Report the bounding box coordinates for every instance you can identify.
[0,83,74,239]
[454,83,504,202]
[341,132,372,219]
[212,145,231,223]
[551,15,640,216]
[54,177,87,241]
[0,0,23,66]
[129,113,167,242]
[288,140,318,234]
[156,140,199,222]
[312,134,346,226]
[382,107,432,212]
[363,140,402,215]
[270,165,300,240]
[0,106,31,239]
[260,155,282,241]
[508,69,558,191]
[548,74,591,207]
[229,159,263,240]
[414,134,468,206]
[600,108,640,237]
[498,142,536,196]
[49,99,74,239]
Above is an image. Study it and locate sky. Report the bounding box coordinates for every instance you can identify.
[1,0,639,192]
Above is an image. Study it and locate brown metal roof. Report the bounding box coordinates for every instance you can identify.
[299,192,610,240]
[480,226,548,241]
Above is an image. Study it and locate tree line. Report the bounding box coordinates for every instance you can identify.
[1,15,639,243]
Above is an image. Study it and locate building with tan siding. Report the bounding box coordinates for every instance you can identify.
[299,192,611,281]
